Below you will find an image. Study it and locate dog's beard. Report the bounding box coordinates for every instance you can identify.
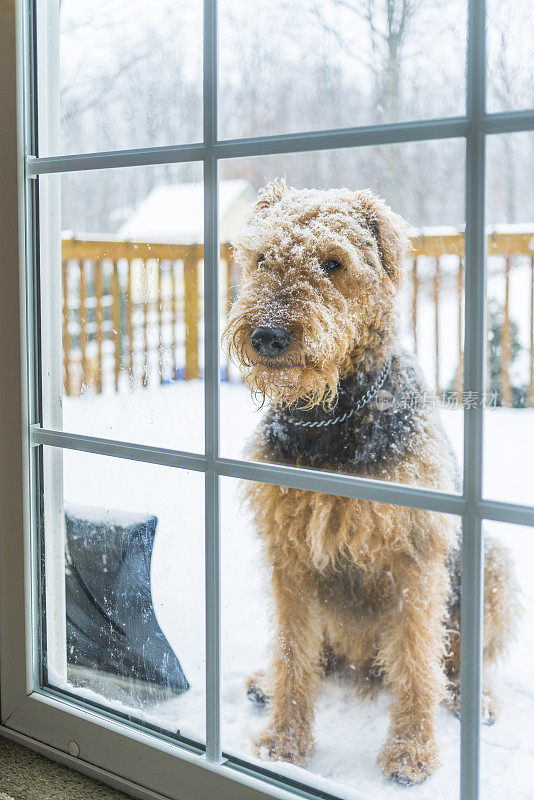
[223,317,352,409]
[244,361,341,409]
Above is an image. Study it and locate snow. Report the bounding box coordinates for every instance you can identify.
[58,381,534,799]
[411,223,534,237]
[118,180,253,244]
[64,501,155,528]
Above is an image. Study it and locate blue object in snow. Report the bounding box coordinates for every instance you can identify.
[64,503,189,695]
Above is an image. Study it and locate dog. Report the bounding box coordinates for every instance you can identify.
[223,179,520,785]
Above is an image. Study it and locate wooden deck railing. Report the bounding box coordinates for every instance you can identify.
[409,229,534,404]
[61,230,534,407]
[61,238,237,396]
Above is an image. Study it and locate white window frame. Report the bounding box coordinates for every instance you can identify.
[1,1,534,799]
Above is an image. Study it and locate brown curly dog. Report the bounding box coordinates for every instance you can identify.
[223,179,520,786]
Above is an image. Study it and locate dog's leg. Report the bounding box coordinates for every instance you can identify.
[255,563,322,766]
[445,536,520,725]
[444,620,500,726]
[377,558,449,786]
[247,635,335,710]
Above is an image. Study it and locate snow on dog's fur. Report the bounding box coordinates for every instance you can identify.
[223,180,520,786]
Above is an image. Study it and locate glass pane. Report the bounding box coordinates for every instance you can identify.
[218,0,467,139]
[487,0,534,113]
[39,163,204,453]
[481,521,531,797]
[41,447,205,744]
[219,141,465,493]
[37,0,202,156]
[484,133,534,506]
[222,477,461,796]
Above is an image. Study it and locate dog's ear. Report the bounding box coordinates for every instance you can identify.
[354,190,413,286]
[254,178,288,211]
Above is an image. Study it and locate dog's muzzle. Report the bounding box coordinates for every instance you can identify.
[250,325,292,357]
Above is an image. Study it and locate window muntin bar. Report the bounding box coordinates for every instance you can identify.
[203,0,222,765]
[25,108,534,177]
[30,424,534,526]
[27,143,206,176]
[480,108,534,134]
[461,0,488,797]
[30,424,465,514]
[475,500,534,527]
[30,426,208,471]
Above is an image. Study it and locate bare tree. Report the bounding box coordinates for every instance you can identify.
[57,0,531,233]
[310,0,428,123]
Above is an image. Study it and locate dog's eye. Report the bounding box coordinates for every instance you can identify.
[257,254,266,266]
[322,259,342,274]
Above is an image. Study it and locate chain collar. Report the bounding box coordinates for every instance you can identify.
[289,357,392,429]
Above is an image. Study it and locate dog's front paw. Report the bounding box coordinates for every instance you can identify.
[378,733,440,786]
[255,724,314,766]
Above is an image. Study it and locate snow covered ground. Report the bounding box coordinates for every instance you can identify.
[58,381,534,799]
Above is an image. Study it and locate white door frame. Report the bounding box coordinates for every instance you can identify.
[1,2,534,800]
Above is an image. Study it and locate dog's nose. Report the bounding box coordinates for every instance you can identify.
[250,326,292,357]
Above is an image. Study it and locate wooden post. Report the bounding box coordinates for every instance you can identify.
[127,260,134,388]
[224,245,240,382]
[94,261,104,394]
[411,258,418,354]
[223,251,229,383]
[224,247,231,382]
[485,288,491,397]
[79,259,88,394]
[112,261,121,392]
[158,261,164,384]
[501,256,512,407]
[171,261,177,381]
[184,246,200,380]
[529,256,534,408]
[62,260,71,396]
[456,257,464,394]
[142,264,149,388]
[433,257,440,394]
